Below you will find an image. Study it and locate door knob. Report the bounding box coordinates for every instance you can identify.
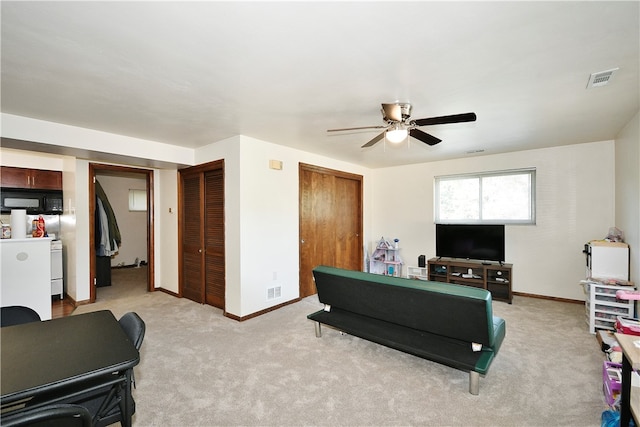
[198,249,203,253]
[301,239,305,244]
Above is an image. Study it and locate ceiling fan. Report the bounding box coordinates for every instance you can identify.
[327,103,477,148]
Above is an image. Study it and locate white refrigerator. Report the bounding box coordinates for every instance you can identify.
[0,238,52,320]
[585,241,629,281]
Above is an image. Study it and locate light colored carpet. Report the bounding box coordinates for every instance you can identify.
[74,268,608,426]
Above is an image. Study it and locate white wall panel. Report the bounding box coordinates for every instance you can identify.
[197,135,370,317]
[615,111,640,285]
[155,169,179,293]
[3,113,632,310]
[371,140,615,301]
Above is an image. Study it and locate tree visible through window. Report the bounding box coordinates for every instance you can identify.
[435,169,535,224]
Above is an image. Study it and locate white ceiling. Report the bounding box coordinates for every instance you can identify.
[1,1,638,169]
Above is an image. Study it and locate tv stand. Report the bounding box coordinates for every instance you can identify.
[427,257,512,303]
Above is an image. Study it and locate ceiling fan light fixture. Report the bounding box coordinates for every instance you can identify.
[328,102,476,149]
[385,126,408,143]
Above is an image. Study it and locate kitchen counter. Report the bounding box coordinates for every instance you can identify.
[1,237,53,243]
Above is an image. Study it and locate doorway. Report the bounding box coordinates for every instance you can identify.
[178,160,225,309]
[89,163,154,303]
[299,163,363,298]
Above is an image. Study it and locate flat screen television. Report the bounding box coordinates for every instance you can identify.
[435,224,505,263]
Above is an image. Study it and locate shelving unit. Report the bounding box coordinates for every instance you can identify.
[583,281,635,334]
[369,237,402,277]
[427,257,513,303]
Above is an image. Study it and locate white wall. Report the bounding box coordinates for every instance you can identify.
[238,138,300,317]
[1,113,194,166]
[69,159,91,302]
[61,156,80,300]
[1,114,190,300]
[615,111,640,285]
[371,140,616,301]
[0,147,179,302]
[196,135,371,318]
[155,169,179,293]
[0,148,66,170]
[2,113,629,311]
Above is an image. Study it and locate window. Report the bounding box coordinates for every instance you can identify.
[435,169,535,224]
[128,189,147,212]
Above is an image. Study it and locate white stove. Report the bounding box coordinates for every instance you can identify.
[51,239,63,298]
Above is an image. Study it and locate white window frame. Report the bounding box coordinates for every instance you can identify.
[128,189,147,212]
[435,168,536,225]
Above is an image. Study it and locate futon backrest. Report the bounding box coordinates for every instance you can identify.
[312,265,496,347]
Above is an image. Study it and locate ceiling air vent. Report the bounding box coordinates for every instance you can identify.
[586,68,619,89]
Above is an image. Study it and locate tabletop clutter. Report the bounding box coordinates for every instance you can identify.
[1,210,49,239]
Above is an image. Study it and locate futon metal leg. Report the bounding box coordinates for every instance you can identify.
[469,371,480,395]
[314,321,322,338]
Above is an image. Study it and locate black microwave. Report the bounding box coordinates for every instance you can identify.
[0,189,63,214]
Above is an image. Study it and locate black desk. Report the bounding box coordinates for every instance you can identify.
[1,310,139,426]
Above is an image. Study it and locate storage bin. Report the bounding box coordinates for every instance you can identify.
[603,361,622,407]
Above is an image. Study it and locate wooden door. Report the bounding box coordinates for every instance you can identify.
[179,161,225,309]
[180,172,205,303]
[299,164,363,298]
[204,169,225,308]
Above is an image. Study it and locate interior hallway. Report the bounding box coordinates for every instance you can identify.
[52,265,148,318]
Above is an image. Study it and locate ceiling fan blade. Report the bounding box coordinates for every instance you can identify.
[361,132,385,148]
[327,125,386,132]
[410,128,442,146]
[413,112,477,127]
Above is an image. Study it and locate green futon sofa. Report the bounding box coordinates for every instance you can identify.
[307,265,506,394]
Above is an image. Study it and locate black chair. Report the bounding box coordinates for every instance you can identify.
[1,306,41,327]
[1,403,92,427]
[119,312,145,351]
[75,312,146,427]
[118,312,145,388]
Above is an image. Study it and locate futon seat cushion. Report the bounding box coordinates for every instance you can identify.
[309,307,503,374]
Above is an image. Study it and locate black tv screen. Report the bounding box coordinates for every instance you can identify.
[436,224,505,262]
